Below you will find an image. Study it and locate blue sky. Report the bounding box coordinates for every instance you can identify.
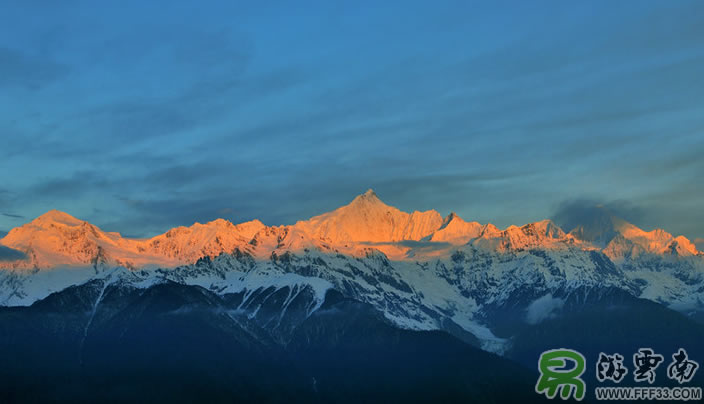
[1,1,703,241]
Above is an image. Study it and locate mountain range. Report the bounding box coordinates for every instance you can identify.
[1,189,702,402]
[3,189,700,265]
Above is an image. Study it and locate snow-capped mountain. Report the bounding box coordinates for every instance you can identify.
[296,189,444,244]
[0,209,266,270]
[1,190,702,353]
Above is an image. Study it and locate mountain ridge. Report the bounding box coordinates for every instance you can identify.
[0,189,700,269]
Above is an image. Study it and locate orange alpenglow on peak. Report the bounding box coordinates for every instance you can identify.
[3,209,105,245]
[428,212,482,244]
[294,189,443,243]
[31,209,85,227]
[360,188,378,199]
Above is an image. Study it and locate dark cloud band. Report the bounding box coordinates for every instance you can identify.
[0,245,26,261]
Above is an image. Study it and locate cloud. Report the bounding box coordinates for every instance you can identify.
[551,198,646,233]
[58,29,303,150]
[0,47,69,90]
[525,294,564,325]
[111,190,263,237]
[1,213,24,219]
[27,171,112,198]
[695,238,704,251]
[0,245,27,261]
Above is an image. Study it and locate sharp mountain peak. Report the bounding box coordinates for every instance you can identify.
[32,209,84,226]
